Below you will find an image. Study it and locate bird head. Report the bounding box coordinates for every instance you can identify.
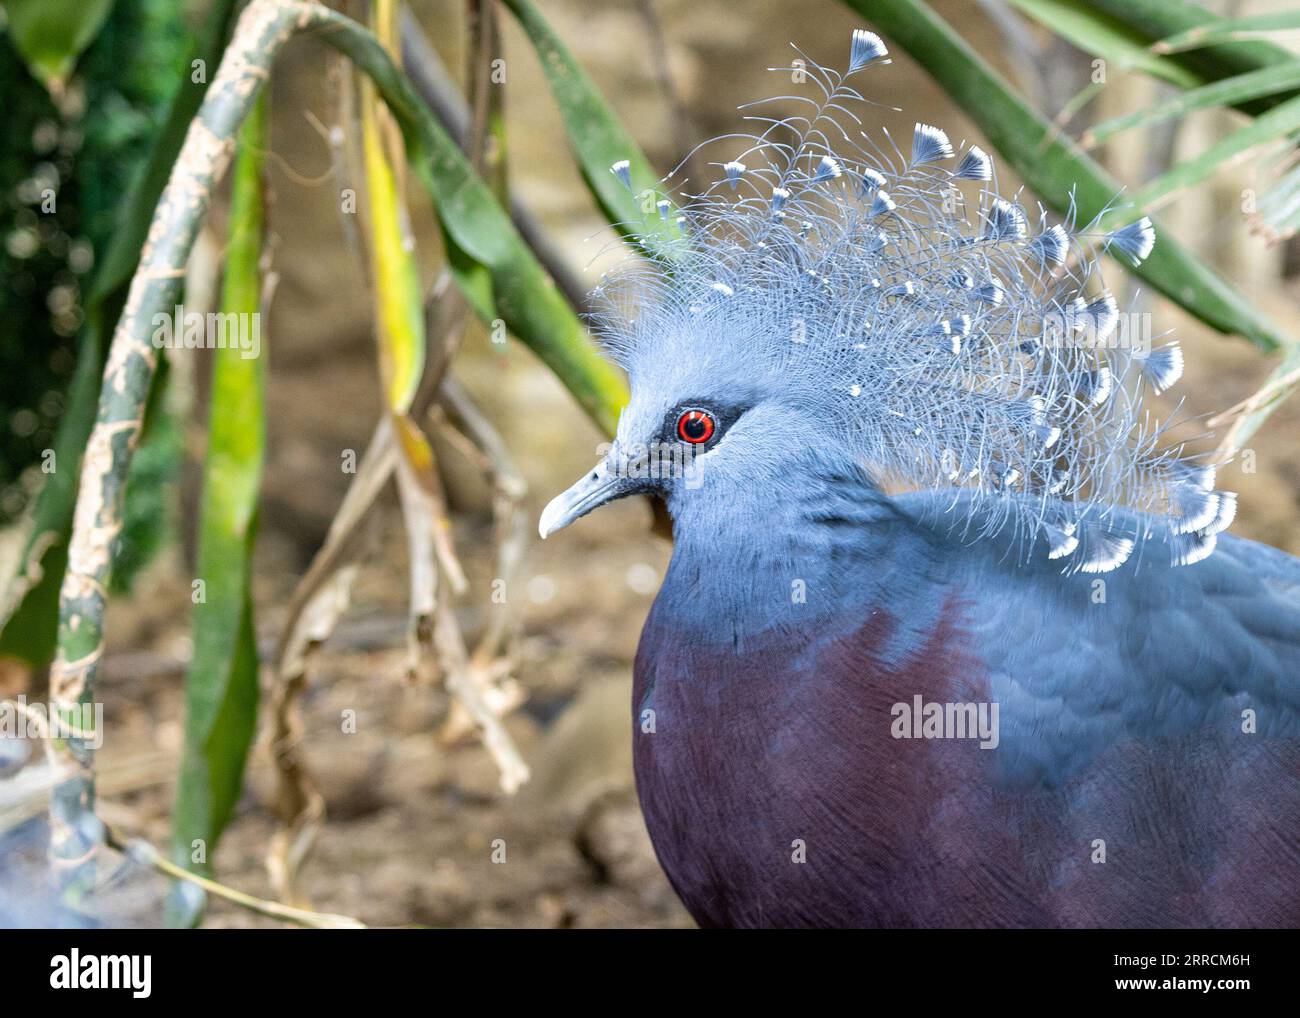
[541,30,1235,571]
[538,299,850,541]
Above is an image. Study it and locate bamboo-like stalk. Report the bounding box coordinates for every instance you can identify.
[50,0,626,899]
[49,0,311,899]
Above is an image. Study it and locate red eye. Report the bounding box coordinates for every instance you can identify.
[677,409,716,444]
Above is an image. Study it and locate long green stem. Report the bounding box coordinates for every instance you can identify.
[1084,0,1300,116]
[0,0,240,670]
[50,0,306,900]
[167,90,269,928]
[50,0,625,898]
[306,6,628,431]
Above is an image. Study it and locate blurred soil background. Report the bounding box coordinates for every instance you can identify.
[3,0,1299,927]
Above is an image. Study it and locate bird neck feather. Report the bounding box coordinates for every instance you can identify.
[657,462,914,647]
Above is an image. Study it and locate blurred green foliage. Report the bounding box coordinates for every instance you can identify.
[2,0,116,92]
[0,0,187,527]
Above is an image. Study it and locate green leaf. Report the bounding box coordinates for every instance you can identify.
[0,0,240,668]
[838,0,1291,352]
[362,0,425,416]
[1083,0,1300,117]
[167,93,268,928]
[363,0,465,594]
[1084,62,1300,147]
[362,78,425,414]
[314,9,629,436]
[1256,161,1300,241]
[1,0,115,93]
[499,0,683,260]
[1131,93,1300,211]
[1154,12,1300,55]
[1003,0,1202,87]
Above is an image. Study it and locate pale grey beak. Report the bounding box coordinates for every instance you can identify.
[538,453,650,539]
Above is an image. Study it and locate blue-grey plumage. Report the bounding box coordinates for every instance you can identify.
[539,31,1300,927]
[629,477,1300,926]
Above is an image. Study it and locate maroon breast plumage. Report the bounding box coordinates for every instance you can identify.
[632,581,1300,928]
